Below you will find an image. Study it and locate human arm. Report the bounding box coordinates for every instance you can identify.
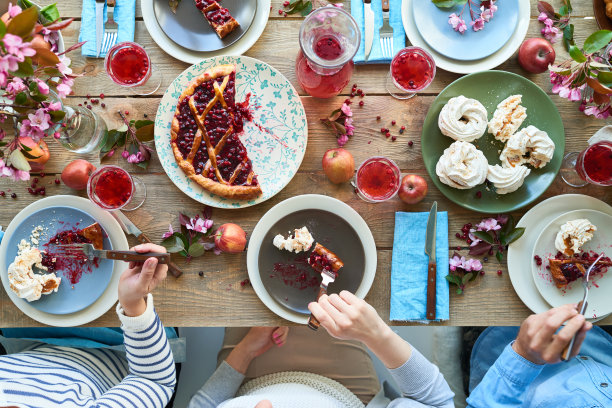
[308,291,455,408]
[97,244,176,407]
[467,304,592,407]
[188,327,288,408]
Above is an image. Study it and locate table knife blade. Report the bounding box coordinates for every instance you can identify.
[307,269,336,330]
[363,0,374,61]
[95,0,105,57]
[425,201,438,320]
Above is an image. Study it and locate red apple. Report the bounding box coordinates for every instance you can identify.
[61,159,96,190]
[518,38,555,74]
[215,223,247,253]
[18,136,50,172]
[322,148,355,184]
[398,174,428,204]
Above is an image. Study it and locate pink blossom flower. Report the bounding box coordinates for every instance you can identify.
[56,83,71,98]
[477,218,502,232]
[537,12,549,22]
[186,215,209,233]
[468,229,481,247]
[47,101,62,111]
[162,224,175,239]
[6,77,25,95]
[542,24,562,43]
[471,17,485,32]
[337,134,349,147]
[7,3,22,18]
[57,56,73,76]
[344,117,355,136]
[35,79,49,95]
[3,34,35,61]
[121,150,130,159]
[53,132,60,139]
[127,152,144,164]
[203,219,213,230]
[11,169,30,181]
[448,13,467,33]
[0,71,7,88]
[0,54,20,72]
[456,19,467,34]
[449,255,465,272]
[463,258,483,272]
[19,119,45,141]
[341,103,352,117]
[584,105,612,119]
[28,109,51,132]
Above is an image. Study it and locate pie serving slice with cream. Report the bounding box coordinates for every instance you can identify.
[171,64,262,200]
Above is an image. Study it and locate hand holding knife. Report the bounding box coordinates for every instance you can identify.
[425,202,437,320]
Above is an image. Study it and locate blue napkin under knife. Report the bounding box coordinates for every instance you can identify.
[79,0,136,58]
[350,0,406,64]
[390,211,449,323]
[0,225,4,243]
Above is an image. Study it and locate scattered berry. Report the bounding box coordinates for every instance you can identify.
[124,110,129,115]
[359,101,364,107]
[99,93,105,99]
[391,136,397,141]
[480,270,485,276]
[78,104,82,107]
[39,188,46,196]
[534,255,542,266]
[344,99,351,105]
[54,179,60,185]
[391,120,396,126]
[101,103,106,108]
[376,116,381,120]
[385,132,391,138]
[278,9,283,14]
[475,191,482,198]
[497,270,502,276]
[408,141,414,147]
[28,188,35,195]
[352,83,357,88]
[455,233,461,238]
[31,182,36,189]
[39,173,45,178]
[240,278,251,287]
[87,105,92,109]
[456,246,461,251]
[283,0,289,6]
[33,178,39,184]
[11,193,16,198]
[0,191,4,197]
[350,92,355,97]
[86,93,91,98]
[381,128,386,133]
[143,113,148,118]
[198,271,204,277]
[401,125,406,131]
[483,257,488,262]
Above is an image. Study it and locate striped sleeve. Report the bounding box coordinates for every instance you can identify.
[96,294,176,408]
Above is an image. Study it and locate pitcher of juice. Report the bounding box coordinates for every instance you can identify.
[296,7,360,98]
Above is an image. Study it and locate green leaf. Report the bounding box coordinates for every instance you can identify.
[569,45,587,63]
[12,60,35,78]
[563,24,575,51]
[40,4,60,24]
[469,272,479,282]
[188,242,205,257]
[135,160,150,170]
[0,20,7,39]
[559,5,568,15]
[456,287,463,295]
[20,148,40,159]
[432,0,459,7]
[505,228,526,245]
[15,92,27,105]
[49,110,65,122]
[300,2,312,16]
[19,142,32,152]
[7,6,38,38]
[161,236,185,254]
[17,0,35,9]
[134,120,154,129]
[496,251,503,263]
[445,274,462,286]
[135,124,154,142]
[564,0,572,13]
[472,231,495,244]
[462,272,474,284]
[583,30,612,54]
[597,71,612,85]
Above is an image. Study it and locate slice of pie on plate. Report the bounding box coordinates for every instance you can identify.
[193,0,240,38]
[548,258,612,288]
[308,243,344,276]
[171,64,262,200]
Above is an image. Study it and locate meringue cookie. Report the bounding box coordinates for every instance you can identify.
[273,226,314,253]
[488,95,527,142]
[8,248,61,302]
[500,125,555,169]
[500,130,530,168]
[438,96,488,142]
[487,164,531,194]
[436,141,488,189]
[555,219,596,257]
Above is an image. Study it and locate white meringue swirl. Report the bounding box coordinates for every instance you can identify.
[436,141,488,189]
[488,95,527,142]
[554,219,597,256]
[487,164,531,194]
[438,96,488,142]
[499,125,555,169]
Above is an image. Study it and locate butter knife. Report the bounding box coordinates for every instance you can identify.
[363,0,374,61]
[307,269,336,330]
[425,201,438,320]
[95,0,105,57]
[111,210,183,278]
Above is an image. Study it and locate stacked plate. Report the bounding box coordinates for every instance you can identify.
[401,0,530,74]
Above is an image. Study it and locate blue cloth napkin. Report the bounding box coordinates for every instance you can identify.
[350,0,406,64]
[0,226,3,243]
[79,0,136,58]
[390,211,449,323]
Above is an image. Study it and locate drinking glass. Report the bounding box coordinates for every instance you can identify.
[296,6,360,98]
[353,156,401,203]
[105,42,162,96]
[87,165,147,211]
[55,105,108,153]
[386,47,436,100]
[561,141,612,187]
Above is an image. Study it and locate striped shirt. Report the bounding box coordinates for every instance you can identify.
[0,294,176,408]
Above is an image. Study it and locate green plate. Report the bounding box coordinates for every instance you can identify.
[422,71,565,214]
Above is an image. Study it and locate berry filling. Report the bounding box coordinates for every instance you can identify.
[41,229,100,285]
[206,7,233,25]
[194,0,216,10]
[308,252,335,275]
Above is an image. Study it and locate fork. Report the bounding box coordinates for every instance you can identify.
[101,0,118,56]
[379,0,394,59]
[56,243,170,264]
[560,253,604,361]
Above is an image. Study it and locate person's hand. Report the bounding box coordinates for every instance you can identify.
[512,303,592,365]
[226,327,289,374]
[118,243,168,317]
[308,291,387,346]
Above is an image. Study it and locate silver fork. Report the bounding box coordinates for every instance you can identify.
[56,243,170,264]
[379,0,393,59]
[561,253,604,361]
[101,0,118,56]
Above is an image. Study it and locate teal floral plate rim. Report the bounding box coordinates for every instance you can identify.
[154,55,308,209]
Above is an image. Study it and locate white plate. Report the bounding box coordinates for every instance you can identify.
[401,0,530,74]
[0,196,129,326]
[142,0,271,64]
[508,194,612,322]
[532,210,612,319]
[154,55,308,209]
[247,195,377,324]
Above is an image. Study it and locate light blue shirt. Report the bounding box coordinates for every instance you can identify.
[467,327,612,407]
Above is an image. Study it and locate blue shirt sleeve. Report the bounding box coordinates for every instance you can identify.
[467,343,544,407]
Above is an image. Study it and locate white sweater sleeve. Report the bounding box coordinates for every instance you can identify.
[96,294,176,407]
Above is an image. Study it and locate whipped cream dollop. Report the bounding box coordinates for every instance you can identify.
[438,96,488,142]
[273,226,314,253]
[487,164,531,194]
[436,141,488,189]
[8,248,61,302]
[500,125,554,169]
[555,219,597,257]
[488,95,527,142]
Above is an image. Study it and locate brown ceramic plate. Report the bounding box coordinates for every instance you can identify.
[594,0,612,30]
[247,195,377,323]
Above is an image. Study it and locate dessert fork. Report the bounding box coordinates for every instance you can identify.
[100,0,118,56]
[56,243,170,264]
[379,0,394,59]
[561,253,604,361]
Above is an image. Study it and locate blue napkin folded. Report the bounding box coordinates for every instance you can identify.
[390,211,449,323]
[350,0,406,64]
[0,226,4,243]
[79,0,136,58]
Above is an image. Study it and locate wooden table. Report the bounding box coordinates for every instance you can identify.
[1,0,611,326]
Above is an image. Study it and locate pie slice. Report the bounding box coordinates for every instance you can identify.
[548,258,612,288]
[171,64,262,200]
[79,223,104,250]
[308,243,344,276]
[193,0,239,39]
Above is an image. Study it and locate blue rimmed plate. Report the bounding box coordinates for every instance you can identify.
[154,55,308,209]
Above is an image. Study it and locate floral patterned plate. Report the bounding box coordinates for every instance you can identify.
[154,56,308,209]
